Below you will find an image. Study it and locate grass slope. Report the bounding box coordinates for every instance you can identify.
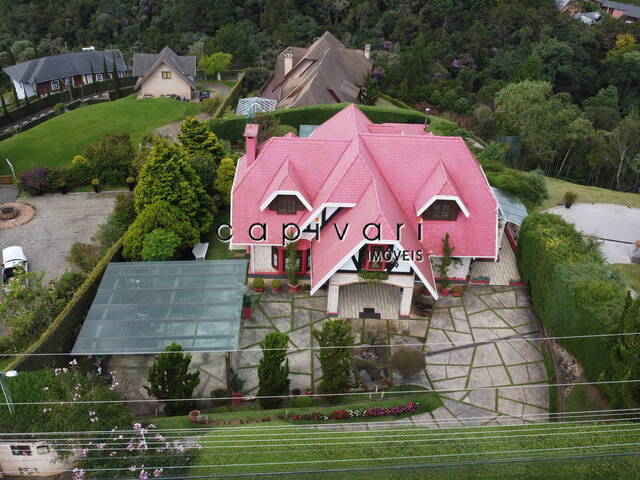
[610,264,640,293]
[0,94,198,175]
[541,176,640,211]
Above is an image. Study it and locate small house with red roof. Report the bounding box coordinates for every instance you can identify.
[231,104,499,319]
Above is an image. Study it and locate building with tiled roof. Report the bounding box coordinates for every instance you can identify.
[260,32,373,109]
[231,104,499,319]
[133,46,196,99]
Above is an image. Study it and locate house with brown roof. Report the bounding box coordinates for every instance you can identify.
[133,46,196,99]
[260,32,373,109]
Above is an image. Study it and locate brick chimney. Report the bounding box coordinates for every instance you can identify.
[284,47,294,76]
[364,44,371,60]
[244,123,259,166]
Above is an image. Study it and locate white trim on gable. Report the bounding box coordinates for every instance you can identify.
[259,190,313,212]
[309,239,439,300]
[417,195,470,218]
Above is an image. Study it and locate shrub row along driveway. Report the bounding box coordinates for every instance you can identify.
[239,286,548,426]
[0,192,117,284]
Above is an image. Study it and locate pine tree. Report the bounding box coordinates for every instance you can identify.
[312,320,354,395]
[257,332,290,409]
[178,117,225,159]
[145,342,200,416]
[214,157,236,206]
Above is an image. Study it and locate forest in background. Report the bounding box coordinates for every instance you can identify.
[1,0,640,192]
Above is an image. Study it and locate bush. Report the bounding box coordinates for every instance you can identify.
[312,320,354,395]
[53,102,65,115]
[518,213,626,388]
[564,191,578,205]
[84,132,135,185]
[276,124,297,136]
[253,278,265,289]
[211,388,231,407]
[67,242,102,273]
[242,67,271,95]
[200,96,223,116]
[93,194,137,253]
[272,279,282,289]
[293,395,312,408]
[19,167,48,195]
[229,368,245,393]
[391,347,426,381]
[122,200,199,261]
[484,167,548,207]
[258,332,290,409]
[141,228,181,261]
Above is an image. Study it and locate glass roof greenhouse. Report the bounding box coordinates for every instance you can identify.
[72,260,248,355]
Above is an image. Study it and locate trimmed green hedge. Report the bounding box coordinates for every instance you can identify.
[209,103,425,144]
[213,72,245,119]
[7,238,123,371]
[518,213,625,383]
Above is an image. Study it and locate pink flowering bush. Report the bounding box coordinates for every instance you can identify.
[292,402,419,422]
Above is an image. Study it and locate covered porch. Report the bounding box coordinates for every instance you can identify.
[327,272,415,320]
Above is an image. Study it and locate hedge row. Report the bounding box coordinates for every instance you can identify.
[0,76,136,128]
[212,72,246,119]
[518,213,626,382]
[209,103,425,144]
[7,238,123,371]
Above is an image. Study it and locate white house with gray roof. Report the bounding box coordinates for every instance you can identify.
[133,46,196,100]
[2,49,127,99]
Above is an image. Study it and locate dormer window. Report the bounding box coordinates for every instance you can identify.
[360,245,391,271]
[422,200,460,221]
[269,195,304,215]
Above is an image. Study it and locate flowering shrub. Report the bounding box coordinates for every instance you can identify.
[293,402,419,422]
[19,167,48,195]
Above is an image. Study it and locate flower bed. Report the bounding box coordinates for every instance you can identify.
[290,402,418,421]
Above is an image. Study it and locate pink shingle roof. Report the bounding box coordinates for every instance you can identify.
[231,104,497,293]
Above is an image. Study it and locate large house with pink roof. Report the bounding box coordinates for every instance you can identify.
[230,104,500,319]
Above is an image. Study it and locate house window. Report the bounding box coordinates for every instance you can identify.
[271,247,280,270]
[269,195,302,215]
[96,73,104,81]
[11,445,32,456]
[362,245,390,271]
[63,77,72,87]
[36,445,50,455]
[85,74,93,84]
[107,72,113,79]
[118,71,125,78]
[271,246,310,274]
[162,71,172,79]
[422,200,460,221]
[50,80,60,90]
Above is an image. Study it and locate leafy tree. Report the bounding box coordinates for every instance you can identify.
[207,21,261,69]
[605,111,640,190]
[214,157,236,206]
[199,52,232,81]
[312,320,354,395]
[178,117,225,159]
[609,33,637,57]
[123,200,199,261]
[93,194,137,253]
[279,15,320,45]
[141,228,181,261]
[83,132,135,184]
[188,154,218,197]
[391,346,426,382]
[135,138,213,233]
[257,332,290,409]
[145,342,200,416]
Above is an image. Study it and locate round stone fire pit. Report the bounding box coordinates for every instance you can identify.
[0,202,36,229]
[0,205,18,220]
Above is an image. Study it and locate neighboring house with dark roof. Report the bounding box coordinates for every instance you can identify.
[231,104,501,319]
[589,0,640,20]
[133,46,196,99]
[575,10,603,24]
[2,49,127,100]
[260,32,373,109]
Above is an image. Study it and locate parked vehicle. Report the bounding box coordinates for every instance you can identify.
[2,246,29,290]
[199,90,210,100]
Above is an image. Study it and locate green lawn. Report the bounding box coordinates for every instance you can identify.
[610,264,640,293]
[540,176,640,211]
[205,209,245,260]
[564,384,606,414]
[147,387,442,430]
[0,94,198,175]
[190,421,640,479]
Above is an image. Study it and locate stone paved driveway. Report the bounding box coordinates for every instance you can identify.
[237,286,548,426]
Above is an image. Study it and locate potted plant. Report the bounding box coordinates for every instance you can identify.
[271,279,282,293]
[188,410,200,422]
[126,176,135,191]
[564,191,577,209]
[91,177,101,193]
[287,241,299,293]
[59,181,68,194]
[452,284,464,297]
[229,368,245,406]
[304,388,313,396]
[241,294,253,319]
[252,277,265,293]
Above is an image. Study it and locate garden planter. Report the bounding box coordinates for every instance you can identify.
[289,284,299,293]
[304,389,313,396]
[242,307,253,319]
[271,286,281,293]
[188,410,200,422]
[565,202,572,209]
[231,393,243,406]
[439,288,450,297]
[254,287,264,293]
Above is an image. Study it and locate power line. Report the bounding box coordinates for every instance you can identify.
[3,378,640,406]
[0,330,638,357]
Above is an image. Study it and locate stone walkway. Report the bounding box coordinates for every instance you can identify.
[237,286,548,426]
